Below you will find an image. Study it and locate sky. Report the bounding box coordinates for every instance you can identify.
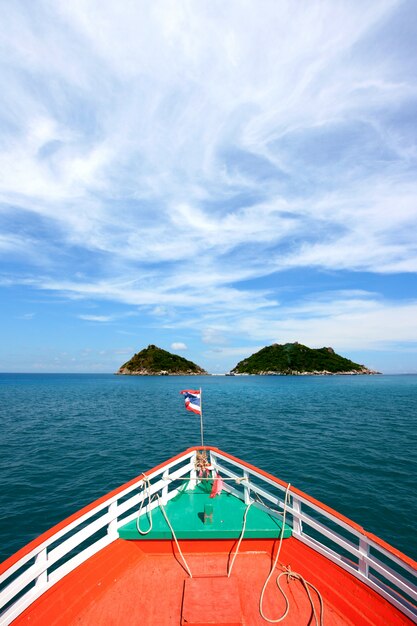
[1,0,417,374]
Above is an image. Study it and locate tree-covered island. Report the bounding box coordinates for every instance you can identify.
[116,344,208,375]
[230,342,379,375]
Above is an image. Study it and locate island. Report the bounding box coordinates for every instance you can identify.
[116,344,208,376]
[230,342,380,375]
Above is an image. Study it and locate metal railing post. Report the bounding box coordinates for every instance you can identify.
[186,451,198,490]
[35,548,48,589]
[292,495,303,536]
[107,501,119,539]
[162,470,169,504]
[359,537,369,578]
[243,470,250,504]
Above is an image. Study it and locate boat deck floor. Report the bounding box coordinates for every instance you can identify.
[13,538,412,625]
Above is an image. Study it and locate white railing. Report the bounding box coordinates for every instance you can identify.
[1,446,416,624]
[0,449,197,626]
[210,450,417,623]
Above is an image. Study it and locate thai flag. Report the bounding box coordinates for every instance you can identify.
[180,389,201,415]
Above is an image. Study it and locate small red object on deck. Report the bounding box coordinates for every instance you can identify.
[181,576,243,626]
[210,472,224,498]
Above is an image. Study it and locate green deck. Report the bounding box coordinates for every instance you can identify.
[118,484,292,540]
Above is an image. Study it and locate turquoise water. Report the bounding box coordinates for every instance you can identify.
[0,373,416,563]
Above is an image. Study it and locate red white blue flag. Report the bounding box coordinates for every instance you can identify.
[180,389,201,415]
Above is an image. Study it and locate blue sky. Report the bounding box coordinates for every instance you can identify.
[1,0,417,374]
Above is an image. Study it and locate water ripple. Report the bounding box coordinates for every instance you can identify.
[0,373,416,562]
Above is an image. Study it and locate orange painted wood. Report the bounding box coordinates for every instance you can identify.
[182,577,243,625]
[12,538,413,625]
[134,537,288,555]
[11,539,147,625]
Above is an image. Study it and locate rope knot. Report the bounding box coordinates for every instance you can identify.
[282,564,298,581]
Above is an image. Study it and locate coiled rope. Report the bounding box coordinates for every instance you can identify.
[137,474,323,623]
[228,483,324,625]
[258,484,323,625]
[266,566,324,625]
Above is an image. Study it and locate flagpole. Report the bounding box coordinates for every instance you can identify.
[200,387,204,447]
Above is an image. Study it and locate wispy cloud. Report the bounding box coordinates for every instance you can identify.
[17,312,35,320]
[209,293,417,352]
[171,342,187,351]
[77,314,113,322]
[0,1,416,371]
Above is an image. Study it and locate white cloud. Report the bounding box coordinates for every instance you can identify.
[78,314,113,322]
[171,342,187,351]
[152,306,170,317]
[17,313,35,320]
[226,295,417,352]
[205,345,263,358]
[0,0,417,371]
[202,328,228,345]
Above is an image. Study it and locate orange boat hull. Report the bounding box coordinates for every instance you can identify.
[13,536,412,625]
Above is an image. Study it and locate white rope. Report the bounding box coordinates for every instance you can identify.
[136,472,323,623]
[158,498,193,578]
[273,568,324,626]
[136,475,153,535]
[227,485,291,579]
[258,483,324,625]
[135,475,193,578]
[258,483,291,621]
[227,501,253,577]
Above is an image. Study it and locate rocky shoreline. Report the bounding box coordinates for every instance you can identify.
[116,367,207,376]
[230,368,380,376]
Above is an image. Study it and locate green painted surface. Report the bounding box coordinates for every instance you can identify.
[118,484,292,540]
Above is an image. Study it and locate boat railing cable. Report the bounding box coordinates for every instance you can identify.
[162,476,248,482]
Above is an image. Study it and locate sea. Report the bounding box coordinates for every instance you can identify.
[0,373,416,564]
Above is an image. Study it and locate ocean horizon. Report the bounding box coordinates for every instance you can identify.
[1,372,416,564]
